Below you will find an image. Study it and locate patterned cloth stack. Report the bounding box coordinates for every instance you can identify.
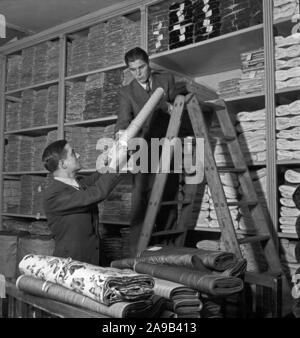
[98,177,132,224]
[6,55,22,91]
[87,22,106,71]
[236,108,266,164]
[169,0,194,49]
[65,81,86,122]
[3,180,21,213]
[275,33,300,90]
[276,100,300,160]
[120,227,131,259]
[32,136,48,171]
[19,175,48,216]
[280,238,300,281]
[33,42,49,84]
[67,35,89,76]
[102,232,124,262]
[239,48,265,95]
[219,0,262,35]
[20,46,35,88]
[217,78,241,98]
[278,169,300,234]
[4,135,22,172]
[33,89,48,127]
[46,40,59,81]
[21,89,36,129]
[148,2,170,54]
[19,136,34,172]
[193,0,221,43]
[273,0,300,21]
[5,101,21,132]
[28,220,52,236]
[83,74,104,120]
[45,85,59,125]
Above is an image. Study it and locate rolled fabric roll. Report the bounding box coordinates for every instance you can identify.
[126,262,244,297]
[16,275,162,318]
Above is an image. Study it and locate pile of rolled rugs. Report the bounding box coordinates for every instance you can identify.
[17,246,246,318]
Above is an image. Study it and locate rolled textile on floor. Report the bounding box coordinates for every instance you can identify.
[137,246,238,271]
[118,262,244,297]
[153,277,199,299]
[16,275,162,318]
[218,259,247,278]
[19,254,154,305]
[166,298,203,314]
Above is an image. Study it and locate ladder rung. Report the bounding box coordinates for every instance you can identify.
[161,200,191,206]
[227,200,258,207]
[218,167,247,173]
[238,235,270,245]
[222,135,236,142]
[151,230,185,237]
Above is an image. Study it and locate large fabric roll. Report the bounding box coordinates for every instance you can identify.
[19,254,154,305]
[153,277,199,299]
[120,262,244,297]
[137,246,238,271]
[16,275,164,318]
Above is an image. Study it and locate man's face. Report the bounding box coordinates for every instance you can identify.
[62,143,81,173]
[128,59,150,84]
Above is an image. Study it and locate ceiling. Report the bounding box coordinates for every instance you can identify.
[1,0,128,33]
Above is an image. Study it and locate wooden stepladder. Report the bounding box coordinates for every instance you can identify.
[136,93,287,317]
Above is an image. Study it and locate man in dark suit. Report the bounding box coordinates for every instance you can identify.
[115,47,188,257]
[42,139,121,265]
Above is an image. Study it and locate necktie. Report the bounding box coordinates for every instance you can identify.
[145,80,151,93]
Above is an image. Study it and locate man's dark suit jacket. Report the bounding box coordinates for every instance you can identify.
[43,172,120,265]
[115,71,176,139]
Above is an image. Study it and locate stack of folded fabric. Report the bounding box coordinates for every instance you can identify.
[121,17,141,57]
[278,169,300,234]
[83,74,104,120]
[17,254,162,318]
[67,35,88,76]
[21,89,36,129]
[275,33,300,90]
[20,46,35,88]
[45,85,59,125]
[19,136,34,172]
[32,136,48,171]
[87,22,106,71]
[280,238,300,281]
[276,100,300,160]
[220,0,262,35]
[102,232,123,262]
[98,178,132,224]
[3,180,21,213]
[193,183,211,229]
[33,42,49,84]
[273,0,300,21]
[33,89,48,127]
[148,2,170,54]
[120,227,131,259]
[153,278,202,318]
[112,246,246,299]
[4,135,22,172]
[6,55,22,91]
[236,108,266,164]
[28,220,52,236]
[217,78,241,98]
[5,101,21,132]
[46,40,59,81]
[19,175,48,216]
[193,0,221,43]
[65,81,86,122]
[2,218,30,233]
[239,48,265,95]
[169,0,194,49]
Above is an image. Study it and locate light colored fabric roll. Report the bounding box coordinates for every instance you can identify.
[280,197,296,208]
[289,99,300,113]
[276,57,300,70]
[277,139,300,150]
[279,216,297,225]
[236,109,265,122]
[275,44,300,60]
[238,130,266,143]
[236,120,266,133]
[277,115,300,130]
[277,150,300,160]
[285,169,300,184]
[210,209,239,221]
[220,172,239,188]
[279,184,297,198]
[280,239,300,263]
[280,206,300,217]
[276,104,291,116]
[277,128,300,139]
[250,168,267,181]
[275,32,300,47]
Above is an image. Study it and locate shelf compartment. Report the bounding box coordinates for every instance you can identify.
[277,160,300,166]
[2,213,47,220]
[150,24,264,77]
[99,220,130,226]
[193,227,256,236]
[64,116,117,127]
[277,232,299,239]
[5,79,59,95]
[4,124,58,136]
[65,63,125,81]
[3,171,48,176]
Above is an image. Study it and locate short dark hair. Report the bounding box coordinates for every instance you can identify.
[42,139,68,172]
[124,47,149,66]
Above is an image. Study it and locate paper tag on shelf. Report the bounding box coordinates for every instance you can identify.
[204,19,211,26]
[36,212,41,220]
[0,14,6,38]
[0,274,6,299]
[157,34,163,41]
[157,21,163,30]
[180,3,185,11]
[249,71,256,79]
[203,4,210,12]
[155,41,161,49]
[180,26,186,34]
[205,10,212,17]
[206,25,213,33]
[176,9,183,17]
[173,24,180,30]
[178,15,185,22]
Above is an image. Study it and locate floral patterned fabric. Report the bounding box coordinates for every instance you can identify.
[19,254,154,305]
